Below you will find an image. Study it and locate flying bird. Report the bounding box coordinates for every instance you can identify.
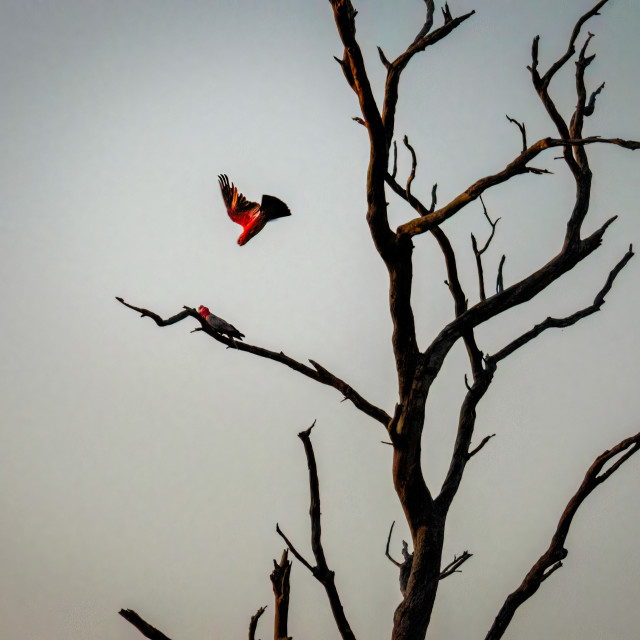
[197,305,245,344]
[218,174,291,245]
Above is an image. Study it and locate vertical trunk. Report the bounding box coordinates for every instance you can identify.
[390,399,445,640]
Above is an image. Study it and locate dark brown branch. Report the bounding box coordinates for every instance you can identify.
[276,524,314,573]
[278,422,356,640]
[439,550,472,580]
[377,45,391,70]
[118,610,173,640]
[385,143,483,376]
[249,606,267,640]
[385,521,402,568]
[411,0,435,45]
[115,297,190,326]
[390,140,398,179]
[496,255,506,294]
[485,429,640,640]
[396,135,639,240]
[116,297,390,427]
[467,433,496,459]
[436,360,496,511]
[488,245,634,364]
[270,550,292,640]
[471,195,501,302]
[381,9,475,148]
[403,135,417,200]
[506,115,527,152]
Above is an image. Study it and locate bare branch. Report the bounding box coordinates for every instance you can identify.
[488,245,634,364]
[468,433,496,459]
[439,550,473,580]
[403,135,417,201]
[437,360,496,511]
[385,521,402,568]
[472,196,501,302]
[118,610,173,640]
[411,0,435,45]
[382,9,475,147]
[116,297,390,427]
[377,45,391,70]
[115,297,190,326]
[506,115,527,152]
[279,422,356,640]
[276,523,314,573]
[390,140,398,179]
[270,550,292,640]
[485,428,640,640]
[496,255,506,294]
[248,606,267,640]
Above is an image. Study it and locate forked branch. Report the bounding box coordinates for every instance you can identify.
[277,422,356,640]
[485,429,640,640]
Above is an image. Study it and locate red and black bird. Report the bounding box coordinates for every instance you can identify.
[218,174,291,245]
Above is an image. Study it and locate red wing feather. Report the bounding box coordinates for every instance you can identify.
[218,174,260,228]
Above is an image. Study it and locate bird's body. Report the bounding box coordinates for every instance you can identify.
[197,305,245,341]
[218,174,291,245]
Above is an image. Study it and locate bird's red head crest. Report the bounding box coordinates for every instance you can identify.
[197,305,210,318]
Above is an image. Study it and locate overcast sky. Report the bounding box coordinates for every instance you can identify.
[1,1,639,639]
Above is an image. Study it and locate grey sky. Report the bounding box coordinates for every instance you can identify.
[1,1,639,638]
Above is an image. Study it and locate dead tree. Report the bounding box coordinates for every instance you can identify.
[117,2,639,639]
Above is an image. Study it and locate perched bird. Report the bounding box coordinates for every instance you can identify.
[218,174,291,245]
[197,305,245,343]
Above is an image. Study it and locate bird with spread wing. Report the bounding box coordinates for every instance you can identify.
[218,174,291,245]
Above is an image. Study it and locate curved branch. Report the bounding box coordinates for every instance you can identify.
[116,297,390,427]
[485,429,640,640]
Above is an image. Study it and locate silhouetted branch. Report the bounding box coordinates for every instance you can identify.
[488,245,634,364]
[278,422,356,640]
[115,297,390,427]
[506,115,527,152]
[496,255,506,294]
[485,428,640,640]
[396,135,638,240]
[439,550,472,579]
[385,521,402,568]
[118,610,173,640]
[270,551,292,640]
[468,433,496,459]
[248,606,267,640]
[471,195,501,302]
[436,360,496,511]
[411,0,435,45]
